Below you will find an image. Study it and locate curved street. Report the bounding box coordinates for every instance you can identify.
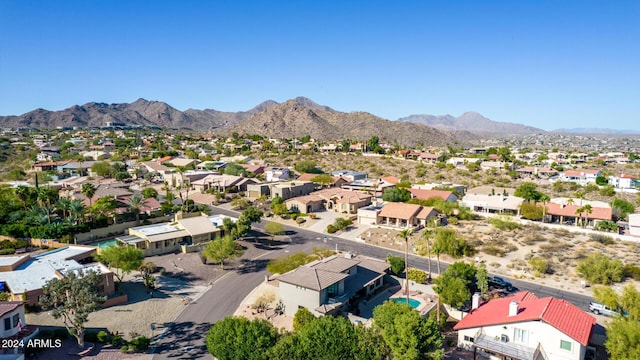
[152,207,593,359]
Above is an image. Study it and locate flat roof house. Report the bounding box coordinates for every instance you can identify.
[277,254,389,317]
[0,246,114,307]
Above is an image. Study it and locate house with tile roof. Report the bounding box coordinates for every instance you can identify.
[277,253,389,317]
[559,169,601,185]
[310,188,372,213]
[454,291,596,360]
[608,173,638,189]
[461,193,524,216]
[341,177,395,198]
[543,202,612,226]
[375,202,439,229]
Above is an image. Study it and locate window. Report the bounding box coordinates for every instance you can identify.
[4,318,10,331]
[327,283,339,297]
[560,340,572,351]
[464,335,475,342]
[12,314,19,327]
[514,328,528,344]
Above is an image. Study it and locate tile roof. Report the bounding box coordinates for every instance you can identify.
[378,202,422,220]
[285,195,324,204]
[408,188,455,201]
[312,188,371,204]
[277,267,349,291]
[308,256,360,273]
[544,202,612,220]
[0,302,23,318]
[563,169,600,177]
[416,206,437,219]
[380,176,399,184]
[454,291,595,346]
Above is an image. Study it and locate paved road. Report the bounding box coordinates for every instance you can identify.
[152,207,594,359]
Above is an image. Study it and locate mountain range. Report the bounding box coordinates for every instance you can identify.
[0,97,552,145]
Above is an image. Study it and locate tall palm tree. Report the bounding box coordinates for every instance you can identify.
[582,204,593,228]
[68,199,86,225]
[81,183,97,206]
[420,219,438,281]
[15,185,31,211]
[397,229,413,303]
[57,198,72,221]
[127,194,147,225]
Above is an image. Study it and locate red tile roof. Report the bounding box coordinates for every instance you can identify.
[454,292,595,345]
[544,202,612,220]
[379,202,422,220]
[616,173,636,179]
[157,155,173,163]
[564,169,600,177]
[408,188,455,201]
[380,176,399,184]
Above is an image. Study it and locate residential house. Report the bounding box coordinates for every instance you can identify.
[277,254,389,316]
[285,195,325,214]
[57,160,94,177]
[0,246,115,307]
[0,301,40,356]
[296,173,350,188]
[265,167,291,182]
[167,157,197,168]
[246,183,272,200]
[191,174,258,193]
[560,170,601,185]
[608,173,638,189]
[357,203,385,225]
[310,188,372,213]
[240,164,265,175]
[341,178,395,198]
[271,181,317,201]
[413,183,466,196]
[544,202,612,226]
[516,167,558,178]
[376,202,438,229]
[418,153,445,163]
[461,193,524,216]
[117,213,234,256]
[455,291,596,360]
[330,170,368,182]
[408,188,458,203]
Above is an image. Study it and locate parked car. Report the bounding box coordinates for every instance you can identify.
[488,276,513,291]
[588,301,626,317]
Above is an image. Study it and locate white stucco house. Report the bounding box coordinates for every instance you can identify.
[608,173,638,189]
[454,292,596,360]
[277,254,389,317]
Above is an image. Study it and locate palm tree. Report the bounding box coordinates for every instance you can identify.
[15,185,31,211]
[420,219,438,281]
[581,204,593,228]
[397,229,412,303]
[127,194,146,225]
[81,183,97,206]
[68,199,86,225]
[58,198,72,221]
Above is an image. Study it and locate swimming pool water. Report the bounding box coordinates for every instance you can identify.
[392,297,421,308]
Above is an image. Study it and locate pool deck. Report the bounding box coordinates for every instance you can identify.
[356,285,438,320]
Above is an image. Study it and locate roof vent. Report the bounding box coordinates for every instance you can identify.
[509,300,519,317]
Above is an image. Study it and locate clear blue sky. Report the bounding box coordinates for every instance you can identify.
[1,1,638,130]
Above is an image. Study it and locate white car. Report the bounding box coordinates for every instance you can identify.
[588,301,624,317]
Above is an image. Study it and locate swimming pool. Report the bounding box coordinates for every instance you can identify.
[89,239,119,249]
[392,297,421,309]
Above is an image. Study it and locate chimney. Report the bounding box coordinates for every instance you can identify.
[472,293,481,310]
[509,300,519,317]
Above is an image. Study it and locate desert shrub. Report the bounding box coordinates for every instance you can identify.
[121,345,129,353]
[528,257,550,275]
[296,217,305,224]
[577,253,624,285]
[111,335,126,347]
[386,254,405,276]
[483,245,506,257]
[128,336,151,352]
[326,225,337,234]
[590,233,614,245]
[448,217,459,225]
[0,249,15,255]
[407,268,427,284]
[97,331,109,343]
[520,202,544,221]
[489,217,520,231]
[623,264,640,281]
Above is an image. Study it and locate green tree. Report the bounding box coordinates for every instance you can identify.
[295,160,320,174]
[206,316,279,360]
[593,285,640,359]
[139,261,157,289]
[89,196,118,222]
[386,254,405,276]
[224,162,247,176]
[373,301,444,360]
[264,221,285,241]
[434,261,477,308]
[382,187,411,202]
[519,202,544,221]
[96,245,144,284]
[202,235,243,270]
[432,228,473,275]
[577,253,624,285]
[293,307,316,331]
[141,187,158,199]
[476,263,489,298]
[235,206,263,238]
[514,182,546,202]
[612,198,635,220]
[39,269,107,349]
[91,161,113,177]
[595,175,609,186]
[310,173,334,188]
